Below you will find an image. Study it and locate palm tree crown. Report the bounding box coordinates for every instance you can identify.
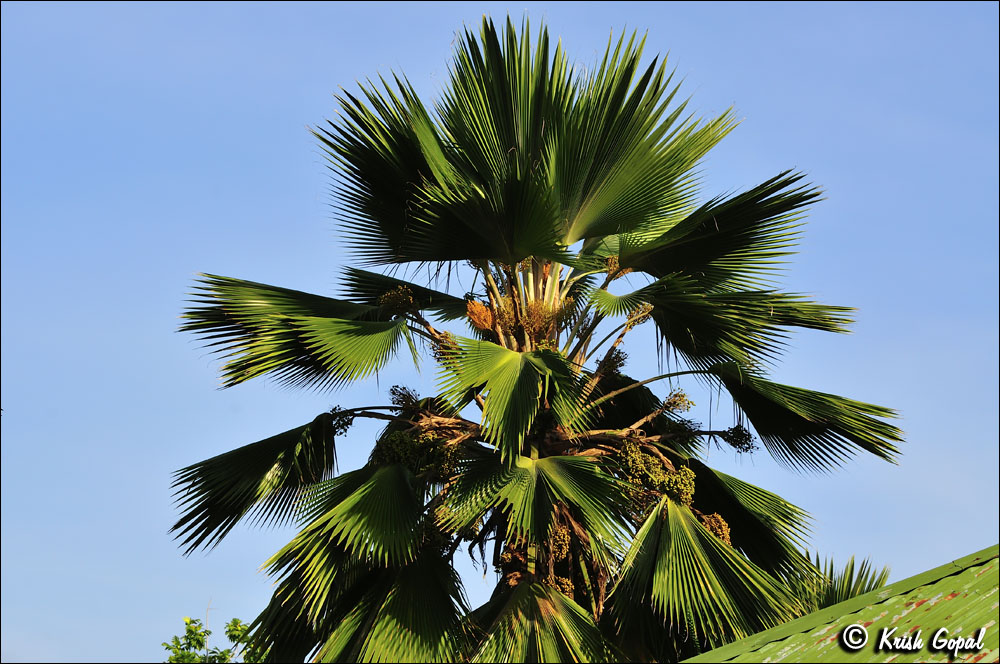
[173,17,902,662]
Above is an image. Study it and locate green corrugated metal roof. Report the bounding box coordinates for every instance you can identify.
[684,544,999,663]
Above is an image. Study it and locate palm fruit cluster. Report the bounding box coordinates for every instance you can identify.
[370,430,459,480]
[388,384,420,409]
[617,440,696,515]
[662,466,696,506]
[466,300,495,331]
[550,523,571,561]
[625,303,653,331]
[699,512,732,545]
[377,285,416,316]
[662,388,695,413]
[498,545,529,587]
[521,299,561,343]
[604,347,628,375]
[552,576,574,597]
[604,255,632,280]
[720,424,759,454]
[327,405,356,437]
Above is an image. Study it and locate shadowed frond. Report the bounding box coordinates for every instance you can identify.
[621,171,821,289]
[181,274,418,389]
[686,460,813,577]
[258,467,421,622]
[291,465,424,575]
[340,267,469,321]
[244,571,322,662]
[440,453,629,556]
[313,550,470,663]
[610,497,800,652]
[647,278,855,367]
[249,548,470,663]
[471,582,612,663]
[170,413,337,554]
[710,362,903,471]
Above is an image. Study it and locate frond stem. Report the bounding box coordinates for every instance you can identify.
[587,369,709,410]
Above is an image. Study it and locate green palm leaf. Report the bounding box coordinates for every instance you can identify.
[685,460,813,577]
[321,21,571,267]
[621,171,821,289]
[711,362,903,471]
[814,554,891,609]
[440,453,629,556]
[314,550,470,663]
[586,278,670,318]
[647,281,854,367]
[611,497,800,652]
[296,465,423,571]
[783,552,890,615]
[340,267,469,321]
[471,582,611,663]
[584,270,852,367]
[438,338,589,459]
[553,33,735,245]
[170,413,337,554]
[257,465,424,627]
[182,274,418,389]
[244,571,322,662]
[250,548,469,663]
[315,76,440,266]
[432,18,571,264]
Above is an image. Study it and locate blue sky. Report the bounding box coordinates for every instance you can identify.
[1,2,997,661]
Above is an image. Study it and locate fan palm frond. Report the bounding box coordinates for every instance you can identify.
[170,413,338,554]
[438,339,590,459]
[182,274,418,390]
[610,497,800,651]
[621,171,821,289]
[471,582,612,663]
[440,453,629,556]
[710,362,903,471]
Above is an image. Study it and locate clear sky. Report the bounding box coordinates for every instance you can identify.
[1,2,997,661]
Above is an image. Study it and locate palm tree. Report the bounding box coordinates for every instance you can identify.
[788,554,891,615]
[172,17,902,663]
